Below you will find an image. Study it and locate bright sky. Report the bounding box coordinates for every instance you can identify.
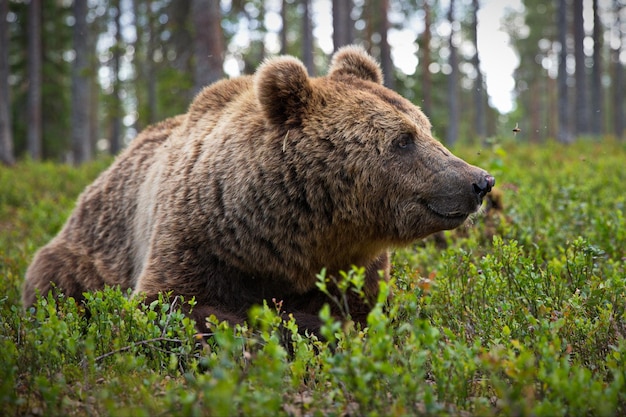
[310,0,522,114]
[224,0,523,114]
[476,1,523,113]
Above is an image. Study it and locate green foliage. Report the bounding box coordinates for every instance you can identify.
[1,140,626,415]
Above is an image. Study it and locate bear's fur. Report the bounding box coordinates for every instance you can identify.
[23,46,494,335]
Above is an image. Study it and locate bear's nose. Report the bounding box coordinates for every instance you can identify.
[472,174,495,199]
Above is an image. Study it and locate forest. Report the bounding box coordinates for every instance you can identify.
[1,0,625,165]
[2,1,626,416]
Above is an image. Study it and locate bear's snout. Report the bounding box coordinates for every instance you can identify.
[472,174,495,199]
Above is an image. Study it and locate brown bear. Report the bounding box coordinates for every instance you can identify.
[22,45,494,335]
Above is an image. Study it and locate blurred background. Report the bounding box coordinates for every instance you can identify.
[0,0,624,165]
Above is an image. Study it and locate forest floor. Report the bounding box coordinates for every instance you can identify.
[1,138,625,416]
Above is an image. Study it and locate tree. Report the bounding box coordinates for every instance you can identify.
[133,0,158,128]
[573,0,589,135]
[557,0,572,143]
[332,0,352,51]
[154,0,194,115]
[280,0,288,54]
[419,0,433,117]
[446,0,459,146]
[591,0,603,136]
[166,0,193,74]
[192,0,224,94]
[229,1,267,74]
[471,0,485,141]
[146,0,158,125]
[506,0,557,142]
[71,0,92,164]
[110,0,122,155]
[27,0,42,160]
[302,0,315,75]
[378,0,394,89]
[0,0,14,165]
[613,0,624,139]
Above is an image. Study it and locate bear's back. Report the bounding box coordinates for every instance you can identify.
[72,116,185,286]
[182,76,254,136]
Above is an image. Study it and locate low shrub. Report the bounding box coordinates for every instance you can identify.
[1,139,625,416]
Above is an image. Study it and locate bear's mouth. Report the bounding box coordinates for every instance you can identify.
[425,203,473,221]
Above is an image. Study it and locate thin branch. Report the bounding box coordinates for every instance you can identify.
[93,336,184,363]
[160,295,180,338]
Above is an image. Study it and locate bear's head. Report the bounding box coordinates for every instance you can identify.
[254,45,494,247]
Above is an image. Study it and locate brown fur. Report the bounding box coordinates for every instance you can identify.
[23,46,494,335]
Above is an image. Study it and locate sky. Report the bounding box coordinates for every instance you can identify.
[223,0,626,114]
[221,0,526,114]
[475,1,523,113]
[309,0,523,114]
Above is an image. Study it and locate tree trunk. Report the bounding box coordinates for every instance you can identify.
[0,0,14,165]
[378,0,394,89]
[192,0,224,94]
[27,0,42,160]
[167,0,193,73]
[557,0,572,143]
[548,76,558,139]
[110,0,122,155]
[146,0,157,124]
[591,0,603,136]
[90,63,99,154]
[613,0,624,139]
[471,0,485,142]
[420,0,432,117]
[71,0,92,164]
[530,79,541,142]
[332,0,352,51]
[280,0,288,54]
[302,0,315,75]
[364,2,373,54]
[573,0,589,136]
[446,0,459,147]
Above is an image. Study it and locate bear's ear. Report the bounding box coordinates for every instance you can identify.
[255,56,313,126]
[328,45,383,85]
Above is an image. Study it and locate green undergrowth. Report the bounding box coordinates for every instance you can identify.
[1,139,625,416]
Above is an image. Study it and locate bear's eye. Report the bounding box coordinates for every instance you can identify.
[394,133,414,151]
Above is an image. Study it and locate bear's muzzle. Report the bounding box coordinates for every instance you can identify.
[473,174,495,199]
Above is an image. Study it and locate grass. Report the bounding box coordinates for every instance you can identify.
[1,138,625,416]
